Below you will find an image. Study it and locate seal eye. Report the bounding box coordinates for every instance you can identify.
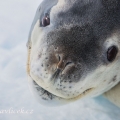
[107,46,118,62]
[42,13,50,27]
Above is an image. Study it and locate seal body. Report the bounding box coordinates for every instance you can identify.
[27,0,120,106]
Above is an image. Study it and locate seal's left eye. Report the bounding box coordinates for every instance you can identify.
[42,13,50,27]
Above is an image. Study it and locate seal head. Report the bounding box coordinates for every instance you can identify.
[27,0,120,106]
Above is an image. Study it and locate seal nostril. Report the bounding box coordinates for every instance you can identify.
[58,55,61,61]
[65,62,73,67]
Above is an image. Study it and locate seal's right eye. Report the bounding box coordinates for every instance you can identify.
[42,13,50,27]
[107,46,118,62]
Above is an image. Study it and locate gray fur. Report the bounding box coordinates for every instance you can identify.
[27,0,120,106]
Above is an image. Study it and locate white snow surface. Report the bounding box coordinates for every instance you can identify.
[0,0,120,120]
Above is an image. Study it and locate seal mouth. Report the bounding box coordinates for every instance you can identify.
[31,77,93,100]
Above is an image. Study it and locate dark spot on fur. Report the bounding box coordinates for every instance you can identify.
[68,75,70,79]
[38,54,41,58]
[47,64,49,67]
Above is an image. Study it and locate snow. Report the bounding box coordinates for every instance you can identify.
[0,0,120,120]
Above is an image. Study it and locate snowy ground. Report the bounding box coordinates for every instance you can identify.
[0,0,120,120]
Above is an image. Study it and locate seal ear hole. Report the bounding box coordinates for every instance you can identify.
[107,46,118,62]
[41,13,50,27]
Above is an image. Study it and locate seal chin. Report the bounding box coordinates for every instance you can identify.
[27,75,94,106]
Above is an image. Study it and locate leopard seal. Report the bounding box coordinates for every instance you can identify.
[26,0,120,106]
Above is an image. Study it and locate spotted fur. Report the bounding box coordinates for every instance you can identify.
[27,0,120,106]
